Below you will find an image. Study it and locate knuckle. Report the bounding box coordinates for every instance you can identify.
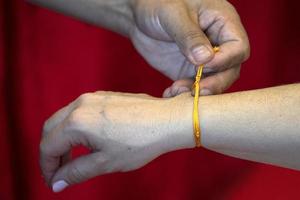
[174,31,207,54]
[94,155,110,170]
[182,30,203,45]
[42,120,50,137]
[226,2,238,13]
[214,75,228,94]
[67,109,84,128]
[66,109,90,134]
[234,67,241,80]
[235,45,250,63]
[67,166,86,184]
[242,45,251,61]
[215,83,225,94]
[39,140,46,153]
[94,91,105,96]
[230,44,250,66]
[220,0,239,17]
[158,6,174,26]
[76,93,93,105]
[39,139,50,156]
[220,67,241,92]
[172,81,181,88]
[94,91,110,102]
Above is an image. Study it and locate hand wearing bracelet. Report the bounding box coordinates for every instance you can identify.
[40,84,300,193]
[40,92,195,193]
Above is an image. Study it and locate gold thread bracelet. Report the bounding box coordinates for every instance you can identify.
[193,46,220,147]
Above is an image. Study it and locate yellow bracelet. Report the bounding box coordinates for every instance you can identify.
[193,46,219,147]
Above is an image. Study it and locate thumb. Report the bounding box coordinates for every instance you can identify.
[51,152,108,193]
[159,3,214,65]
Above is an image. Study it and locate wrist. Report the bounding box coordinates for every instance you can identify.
[160,93,195,153]
[163,92,215,153]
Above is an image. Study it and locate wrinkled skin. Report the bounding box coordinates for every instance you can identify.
[35,0,251,193]
[129,0,250,97]
[40,92,193,192]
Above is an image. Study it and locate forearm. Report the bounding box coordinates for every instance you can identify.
[39,86,299,190]
[27,0,134,36]
[176,84,300,170]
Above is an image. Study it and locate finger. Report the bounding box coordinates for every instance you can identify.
[164,66,240,97]
[43,92,106,143]
[199,65,241,95]
[40,107,92,185]
[43,101,76,136]
[163,79,194,98]
[162,87,172,98]
[51,152,109,193]
[44,93,104,135]
[159,2,214,65]
[199,5,250,72]
[40,120,73,185]
[204,40,249,73]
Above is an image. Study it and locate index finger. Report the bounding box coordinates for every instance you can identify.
[40,119,72,185]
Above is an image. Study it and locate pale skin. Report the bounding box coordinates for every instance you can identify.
[40,84,300,192]
[28,0,250,96]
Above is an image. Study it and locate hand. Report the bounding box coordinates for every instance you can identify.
[130,0,250,96]
[40,92,193,192]
[28,0,249,96]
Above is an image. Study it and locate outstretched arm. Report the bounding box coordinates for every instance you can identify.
[40,84,300,192]
[27,0,133,36]
[193,83,300,170]
[27,0,250,94]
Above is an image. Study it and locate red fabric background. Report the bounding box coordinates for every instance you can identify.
[1,0,300,199]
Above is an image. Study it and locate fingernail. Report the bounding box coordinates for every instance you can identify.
[192,46,212,64]
[200,89,212,96]
[52,180,69,193]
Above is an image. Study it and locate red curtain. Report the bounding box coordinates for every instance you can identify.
[1,0,300,199]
